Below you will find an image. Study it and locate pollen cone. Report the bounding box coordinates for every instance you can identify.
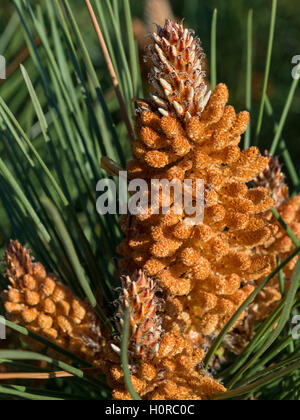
[228,156,300,352]
[252,151,289,208]
[118,19,277,339]
[114,270,163,362]
[2,240,104,364]
[103,270,226,400]
[251,155,300,321]
[145,19,210,121]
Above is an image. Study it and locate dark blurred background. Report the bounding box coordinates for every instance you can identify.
[0,0,299,170]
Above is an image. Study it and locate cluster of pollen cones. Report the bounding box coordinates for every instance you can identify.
[1,19,300,400]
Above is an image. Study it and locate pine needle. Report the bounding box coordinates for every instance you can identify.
[0,368,102,381]
[254,0,277,145]
[121,308,142,401]
[85,0,134,142]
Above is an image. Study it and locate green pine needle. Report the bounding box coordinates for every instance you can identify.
[121,308,142,401]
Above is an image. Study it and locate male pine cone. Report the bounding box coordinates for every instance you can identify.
[103,270,226,400]
[248,155,300,324]
[226,155,300,352]
[118,19,277,338]
[2,240,104,363]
